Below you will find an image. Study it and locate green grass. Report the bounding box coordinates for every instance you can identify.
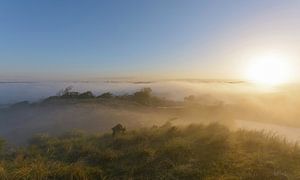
[0,123,299,179]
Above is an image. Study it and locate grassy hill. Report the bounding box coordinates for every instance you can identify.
[0,123,299,179]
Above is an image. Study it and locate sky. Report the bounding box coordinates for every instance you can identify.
[0,0,299,81]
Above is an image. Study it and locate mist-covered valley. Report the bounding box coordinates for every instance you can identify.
[1,80,300,179]
[1,80,300,145]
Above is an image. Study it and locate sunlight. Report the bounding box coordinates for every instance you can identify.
[245,53,292,85]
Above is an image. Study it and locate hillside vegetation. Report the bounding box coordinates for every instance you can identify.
[0,123,299,179]
[42,87,177,107]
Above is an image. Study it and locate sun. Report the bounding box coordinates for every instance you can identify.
[245,53,292,85]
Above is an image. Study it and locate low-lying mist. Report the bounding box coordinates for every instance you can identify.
[1,80,300,144]
[0,80,270,104]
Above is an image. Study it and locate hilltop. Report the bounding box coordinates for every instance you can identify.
[0,123,298,179]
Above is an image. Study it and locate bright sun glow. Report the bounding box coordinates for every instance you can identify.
[245,53,292,85]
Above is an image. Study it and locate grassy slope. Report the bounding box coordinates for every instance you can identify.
[0,123,299,179]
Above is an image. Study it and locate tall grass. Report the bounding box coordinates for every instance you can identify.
[0,123,299,179]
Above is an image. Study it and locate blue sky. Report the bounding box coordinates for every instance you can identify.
[0,0,299,80]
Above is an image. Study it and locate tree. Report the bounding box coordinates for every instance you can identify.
[97,92,113,99]
[133,88,153,105]
[0,138,5,156]
[112,124,126,136]
[78,91,94,99]
[56,86,73,96]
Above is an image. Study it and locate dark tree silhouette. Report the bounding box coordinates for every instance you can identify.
[133,87,152,105]
[97,92,113,99]
[112,124,126,136]
[78,91,94,99]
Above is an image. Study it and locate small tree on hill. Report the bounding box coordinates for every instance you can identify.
[78,91,94,99]
[112,124,126,136]
[133,87,152,105]
[97,92,113,99]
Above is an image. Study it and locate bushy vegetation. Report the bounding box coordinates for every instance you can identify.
[0,123,299,179]
[43,87,173,107]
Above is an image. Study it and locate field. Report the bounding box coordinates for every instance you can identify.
[0,123,299,179]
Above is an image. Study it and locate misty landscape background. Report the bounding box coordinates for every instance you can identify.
[1,79,300,145]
